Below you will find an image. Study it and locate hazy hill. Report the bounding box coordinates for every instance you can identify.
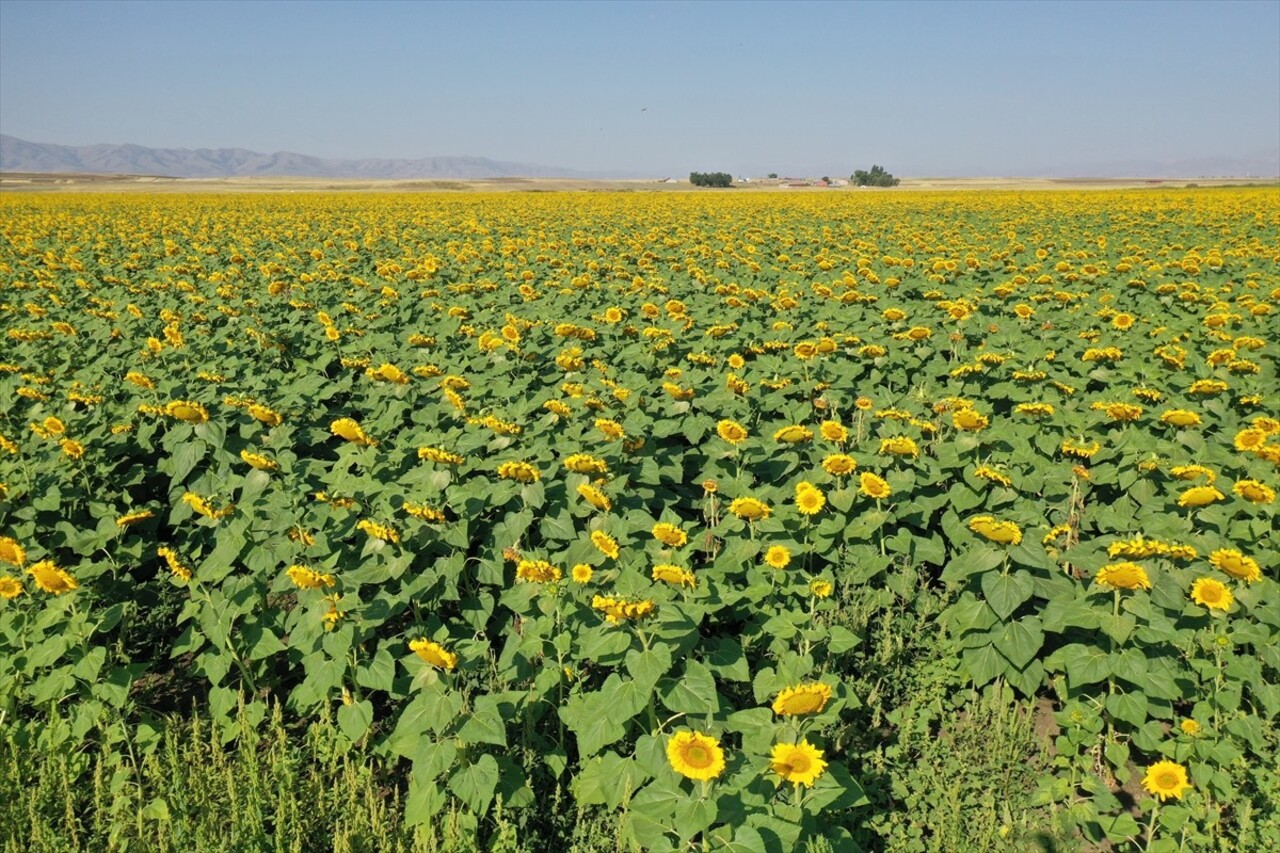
[0,134,623,179]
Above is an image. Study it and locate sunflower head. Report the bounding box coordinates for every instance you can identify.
[667,731,726,781]
[1190,577,1234,612]
[772,682,833,716]
[770,740,828,787]
[1142,760,1192,801]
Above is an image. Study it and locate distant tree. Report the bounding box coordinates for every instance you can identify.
[851,165,900,187]
[821,176,830,184]
[689,171,733,188]
[767,172,778,179]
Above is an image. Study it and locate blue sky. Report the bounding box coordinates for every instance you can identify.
[1,0,1277,176]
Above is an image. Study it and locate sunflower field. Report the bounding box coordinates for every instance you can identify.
[0,188,1277,852]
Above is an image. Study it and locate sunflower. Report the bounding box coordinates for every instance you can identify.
[115,509,155,527]
[968,515,1023,545]
[729,497,772,521]
[1170,464,1215,483]
[651,564,697,588]
[409,638,458,671]
[879,436,919,457]
[770,740,828,787]
[820,420,849,443]
[1178,486,1224,508]
[577,483,612,512]
[1093,561,1151,591]
[973,466,1013,488]
[822,454,857,476]
[516,559,562,583]
[331,417,377,447]
[810,579,834,598]
[157,547,192,581]
[1160,409,1202,428]
[591,594,656,624]
[1142,760,1192,801]
[497,461,540,483]
[764,545,791,570]
[287,564,336,589]
[652,522,688,547]
[2,537,30,567]
[27,560,77,595]
[1208,549,1261,583]
[667,731,725,781]
[717,419,749,445]
[591,531,620,560]
[564,453,609,475]
[1232,479,1275,504]
[240,450,278,471]
[772,682,833,716]
[1180,719,1201,736]
[595,419,625,441]
[859,472,892,500]
[183,492,234,521]
[165,400,209,424]
[0,575,23,599]
[1190,577,1233,611]
[952,409,990,431]
[774,425,814,443]
[418,445,464,465]
[795,482,825,515]
[246,404,283,427]
[1234,428,1267,452]
[571,563,594,584]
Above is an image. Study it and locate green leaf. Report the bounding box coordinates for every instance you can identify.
[337,699,374,742]
[448,753,499,815]
[660,660,719,715]
[982,572,1034,620]
[993,617,1044,670]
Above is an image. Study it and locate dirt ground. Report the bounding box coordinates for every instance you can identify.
[1,172,1275,194]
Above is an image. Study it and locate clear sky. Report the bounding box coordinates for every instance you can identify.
[1,0,1277,176]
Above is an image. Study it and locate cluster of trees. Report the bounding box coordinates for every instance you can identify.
[689,171,733,188]
[851,165,900,187]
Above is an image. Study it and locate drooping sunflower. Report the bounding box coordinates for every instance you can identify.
[819,420,849,443]
[1178,486,1224,508]
[952,408,990,431]
[667,731,726,781]
[1190,577,1233,611]
[1232,479,1275,504]
[772,682,833,716]
[968,515,1023,545]
[773,424,814,444]
[595,418,625,441]
[652,522,688,547]
[516,559,562,583]
[729,497,772,521]
[331,417,377,447]
[115,509,155,527]
[1208,549,1261,583]
[577,483,612,512]
[1142,760,1192,801]
[409,638,458,671]
[1160,409,1202,428]
[27,560,77,595]
[1093,561,1151,591]
[822,454,857,476]
[497,460,540,483]
[590,531,620,560]
[770,740,828,787]
[240,450,279,472]
[859,472,892,500]
[247,404,283,427]
[564,453,609,475]
[651,564,697,588]
[287,564,336,590]
[165,400,209,424]
[879,436,919,457]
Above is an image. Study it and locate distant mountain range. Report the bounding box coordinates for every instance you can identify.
[0,134,629,180]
